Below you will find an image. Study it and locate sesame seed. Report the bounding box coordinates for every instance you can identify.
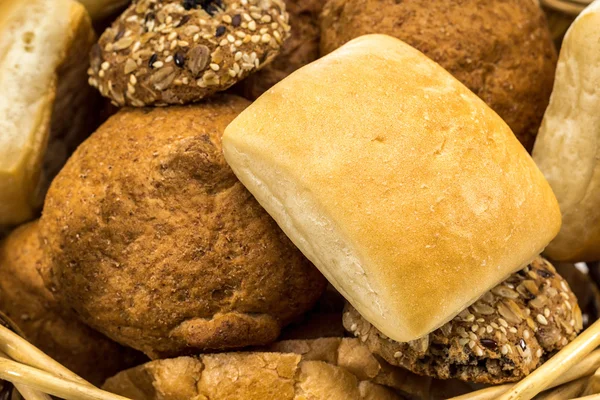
[468,332,477,341]
[465,313,475,322]
[219,39,229,46]
[210,63,220,71]
[509,327,517,334]
[393,351,402,358]
[273,30,281,42]
[228,69,237,77]
[193,33,200,42]
[182,77,189,85]
[166,16,173,24]
[474,346,484,357]
[361,335,368,342]
[486,325,493,333]
[491,322,499,329]
[127,83,135,94]
[126,15,138,22]
[561,281,569,292]
[537,314,548,325]
[498,318,508,328]
[501,344,509,355]
[570,319,575,326]
[476,318,484,323]
[98,70,105,78]
[271,22,279,29]
[236,31,246,38]
[471,324,479,332]
[232,14,242,26]
[261,15,271,23]
[132,41,141,53]
[129,74,137,85]
[227,34,235,43]
[468,340,476,349]
[153,61,164,68]
[500,326,507,335]
[544,308,550,318]
[168,31,178,41]
[259,27,269,34]
[178,40,189,47]
[234,39,243,47]
[165,55,173,63]
[536,349,543,358]
[251,35,260,43]
[101,61,110,71]
[222,14,232,24]
[250,12,262,19]
[170,40,178,50]
[234,51,242,61]
[561,337,568,346]
[243,13,252,21]
[458,338,469,346]
[523,329,530,339]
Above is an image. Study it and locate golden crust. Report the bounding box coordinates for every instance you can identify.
[0,221,143,385]
[40,96,326,358]
[319,0,557,151]
[89,0,291,107]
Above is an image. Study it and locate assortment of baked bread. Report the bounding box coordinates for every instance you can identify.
[1,0,599,398]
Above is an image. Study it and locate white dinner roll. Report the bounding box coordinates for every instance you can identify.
[222,34,562,343]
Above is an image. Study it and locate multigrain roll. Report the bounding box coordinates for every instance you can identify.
[223,35,562,346]
[237,0,322,100]
[103,352,402,400]
[0,0,97,227]
[532,0,600,262]
[343,257,582,384]
[319,0,557,151]
[0,222,143,385]
[89,0,290,106]
[40,95,326,359]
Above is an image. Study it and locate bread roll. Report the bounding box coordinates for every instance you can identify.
[532,0,600,262]
[103,352,401,400]
[0,0,96,227]
[223,34,562,343]
[0,221,143,385]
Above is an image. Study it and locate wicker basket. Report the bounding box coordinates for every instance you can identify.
[1,1,598,400]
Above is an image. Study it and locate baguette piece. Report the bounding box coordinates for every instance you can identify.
[223,34,562,343]
[532,0,600,262]
[0,0,96,226]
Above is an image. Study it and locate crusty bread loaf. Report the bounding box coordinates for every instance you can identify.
[223,34,562,343]
[0,0,96,227]
[103,352,401,400]
[532,0,600,262]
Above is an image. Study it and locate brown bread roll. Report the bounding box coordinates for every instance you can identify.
[40,95,326,359]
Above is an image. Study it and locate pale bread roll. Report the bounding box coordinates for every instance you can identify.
[222,34,562,343]
[532,0,600,262]
[0,0,95,226]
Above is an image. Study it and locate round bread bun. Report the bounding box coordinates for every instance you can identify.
[0,221,143,385]
[103,352,401,400]
[318,0,557,151]
[343,257,582,384]
[89,0,290,107]
[39,95,326,359]
[236,0,322,100]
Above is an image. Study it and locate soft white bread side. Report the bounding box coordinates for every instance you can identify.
[532,0,600,262]
[0,0,95,226]
[76,0,130,21]
[223,34,562,343]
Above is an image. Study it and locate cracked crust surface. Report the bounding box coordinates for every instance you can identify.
[39,96,326,358]
[319,0,556,151]
[89,0,291,106]
[343,257,583,384]
[103,352,402,399]
[0,221,143,385]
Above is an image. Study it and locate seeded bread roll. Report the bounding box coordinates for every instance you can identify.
[319,0,556,151]
[343,257,582,384]
[0,0,96,227]
[532,0,600,262]
[89,0,290,107]
[40,96,326,359]
[103,352,402,400]
[0,221,143,385]
[222,34,562,345]
[237,0,322,100]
